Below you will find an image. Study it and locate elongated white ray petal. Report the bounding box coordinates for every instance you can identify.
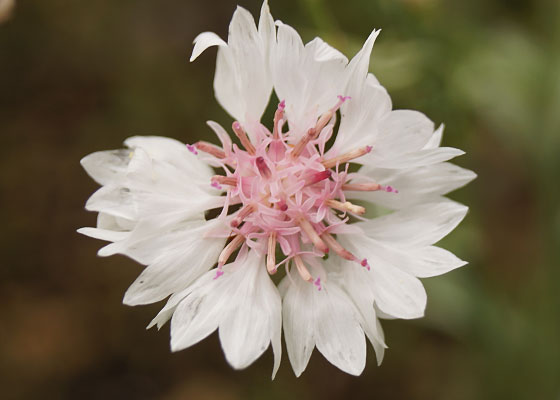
[357,201,469,247]
[348,162,477,209]
[190,31,227,62]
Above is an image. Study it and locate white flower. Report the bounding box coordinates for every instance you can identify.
[80,1,475,378]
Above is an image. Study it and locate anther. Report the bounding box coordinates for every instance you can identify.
[380,185,399,193]
[342,182,382,191]
[298,217,329,254]
[267,232,277,275]
[217,234,245,267]
[194,141,226,159]
[304,170,332,187]
[314,277,322,291]
[186,144,198,155]
[322,146,372,169]
[212,175,237,186]
[361,258,371,271]
[230,204,256,228]
[321,233,357,261]
[213,266,224,280]
[232,121,256,155]
[294,256,313,283]
[326,199,366,215]
[255,156,272,179]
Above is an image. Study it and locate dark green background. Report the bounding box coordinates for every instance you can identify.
[1,0,559,399]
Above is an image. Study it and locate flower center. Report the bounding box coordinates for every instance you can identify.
[190,97,397,287]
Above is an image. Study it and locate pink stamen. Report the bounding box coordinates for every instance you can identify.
[294,256,313,283]
[256,156,272,179]
[232,121,256,155]
[207,95,378,286]
[231,204,256,228]
[267,232,277,275]
[186,144,198,155]
[291,127,317,158]
[194,141,225,159]
[321,232,357,261]
[304,170,332,186]
[313,96,351,135]
[212,175,236,186]
[298,217,329,254]
[322,146,372,169]
[326,199,366,215]
[342,182,382,191]
[218,235,245,267]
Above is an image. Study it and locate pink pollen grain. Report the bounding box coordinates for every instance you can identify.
[186,144,198,155]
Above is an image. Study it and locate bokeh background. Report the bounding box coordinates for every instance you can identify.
[1,0,559,399]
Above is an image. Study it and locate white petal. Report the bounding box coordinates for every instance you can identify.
[363,147,465,169]
[357,201,469,247]
[354,238,467,279]
[80,149,131,186]
[96,212,135,231]
[401,246,467,278]
[329,258,387,364]
[170,271,228,351]
[190,31,227,62]
[273,23,348,138]
[77,227,129,242]
[219,251,282,370]
[371,109,434,158]
[350,162,477,209]
[282,275,366,376]
[423,123,444,149]
[170,250,282,374]
[123,220,226,305]
[85,185,137,220]
[338,235,427,320]
[124,136,214,186]
[213,6,273,134]
[282,275,315,377]
[258,0,275,63]
[371,259,427,319]
[313,282,367,375]
[334,74,392,155]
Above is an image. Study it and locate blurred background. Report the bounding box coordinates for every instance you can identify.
[1,0,559,399]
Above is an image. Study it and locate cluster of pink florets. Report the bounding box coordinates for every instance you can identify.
[188,97,396,287]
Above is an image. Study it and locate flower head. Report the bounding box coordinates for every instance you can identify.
[80,1,475,377]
